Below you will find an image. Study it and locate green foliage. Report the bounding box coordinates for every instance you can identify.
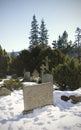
[9,56,18,75]
[0,45,11,78]
[39,19,48,48]
[75,27,81,62]
[4,79,23,91]
[52,31,68,50]
[52,31,74,55]
[9,50,31,76]
[9,45,66,76]
[30,45,43,72]
[52,49,66,67]
[53,58,81,90]
[29,15,49,50]
[29,15,39,50]
[18,50,31,74]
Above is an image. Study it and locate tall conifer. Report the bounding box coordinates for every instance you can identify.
[29,15,39,50]
[39,19,48,48]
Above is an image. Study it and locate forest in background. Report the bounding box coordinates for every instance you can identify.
[0,15,81,90]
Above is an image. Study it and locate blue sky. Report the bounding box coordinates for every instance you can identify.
[0,0,81,52]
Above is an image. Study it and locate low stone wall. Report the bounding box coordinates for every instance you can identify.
[23,82,53,112]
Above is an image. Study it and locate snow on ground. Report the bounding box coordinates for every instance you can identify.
[0,82,81,130]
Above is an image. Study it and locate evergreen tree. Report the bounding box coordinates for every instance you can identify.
[0,45,10,77]
[52,31,74,54]
[75,27,81,47]
[58,31,68,49]
[52,31,68,50]
[53,58,81,90]
[29,15,39,50]
[39,19,48,48]
[57,35,63,49]
[75,27,81,62]
[52,40,58,49]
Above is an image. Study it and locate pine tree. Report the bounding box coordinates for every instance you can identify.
[39,19,48,48]
[75,27,81,47]
[62,31,68,48]
[57,35,63,49]
[75,27,81,62]
[29,15,39,50]
[52,31,68,50]
[57,31,68,49]
[0,45,10,77]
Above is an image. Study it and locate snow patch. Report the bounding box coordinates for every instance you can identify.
[0,82,81,130]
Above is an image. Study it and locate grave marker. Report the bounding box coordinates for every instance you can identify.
[42,73,53,83]
[40,56,53,83]
[23,82,53,113]
[24,71,30,81]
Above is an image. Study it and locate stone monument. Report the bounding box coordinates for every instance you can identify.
[40,56,53,83]
[42,73,53,83]
[23,82,53,113]
[24,71,30,82]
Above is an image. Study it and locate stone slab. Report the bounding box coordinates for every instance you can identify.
[23,82,53,112]
[42,74,53,83]
[24,72,30,81]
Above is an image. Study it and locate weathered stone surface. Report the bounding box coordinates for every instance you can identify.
[24,72,30,81]
[42,74,53,84]
[0,87,11,96]
[61,95,69,101]
[23,82,53,112]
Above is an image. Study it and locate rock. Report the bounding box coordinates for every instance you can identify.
[61,95,69,101]
[69,95,81,104]
[77,96,81,102]
[61,94,81,104]
[0,87,11,96]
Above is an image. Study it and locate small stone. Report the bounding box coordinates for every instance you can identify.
[61,95,69,101]
[69,95,81,104]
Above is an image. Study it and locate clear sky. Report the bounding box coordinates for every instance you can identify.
[0,0,81,52]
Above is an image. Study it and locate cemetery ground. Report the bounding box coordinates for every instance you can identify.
[0,81,81,130]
